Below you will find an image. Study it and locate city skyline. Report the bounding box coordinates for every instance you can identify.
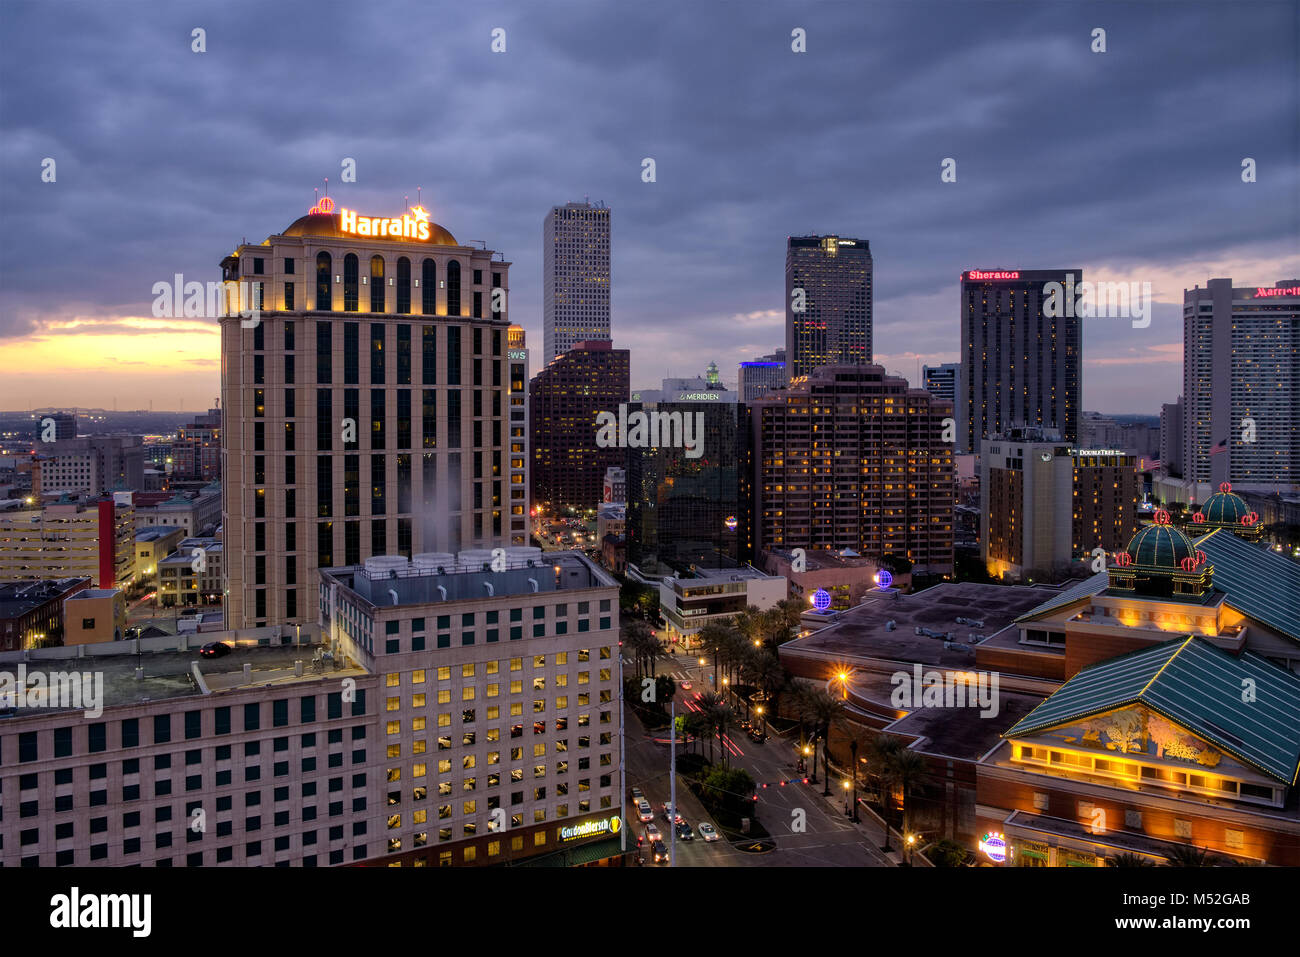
[2,2,1296,414]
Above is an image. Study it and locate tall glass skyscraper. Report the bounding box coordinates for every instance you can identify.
[957,269,1081,454]
[785,235,873,380]
[1182,278,1300,491]
[543,201,610,362]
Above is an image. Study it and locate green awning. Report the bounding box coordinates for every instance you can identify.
[514,836,627,867]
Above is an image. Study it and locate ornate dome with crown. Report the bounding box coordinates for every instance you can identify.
[1187,483,1262,541]
[1108,509,1213,598]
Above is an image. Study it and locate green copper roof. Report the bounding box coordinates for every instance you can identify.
[1201,490,1251,526]
[1015,570,1109,622]
[1195,528,1300,644]
[1004,636,1300,784]
[1127,521,1197,570]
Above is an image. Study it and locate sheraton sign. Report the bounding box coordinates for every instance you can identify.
[339,206,433,241]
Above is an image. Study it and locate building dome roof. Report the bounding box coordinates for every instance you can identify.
[281,212,459,247]
[1124,511,1198,570]
[1197,483,1252,526]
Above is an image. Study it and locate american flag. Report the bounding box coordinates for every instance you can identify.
[1141,458,1161,471]
[1209,437,1229,456]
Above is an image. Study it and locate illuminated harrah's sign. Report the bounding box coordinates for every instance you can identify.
[965,270,1021,281]
[1254,286,1300,298]
[339,206,432,241]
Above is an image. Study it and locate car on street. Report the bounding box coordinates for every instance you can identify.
[644,823,662,844]
[636,799,654,823]
[698,822,720,842]
[651,840,669,864]
[199,641,232,658]
[629,786,643,801]
[661,802,684,825]
[676,821,694,841]
[747,726,767,744]
[680,680,692,690]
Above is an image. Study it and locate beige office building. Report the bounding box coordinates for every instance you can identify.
[220,202,512,628]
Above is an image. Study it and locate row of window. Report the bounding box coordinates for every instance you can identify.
[8,696,367,763]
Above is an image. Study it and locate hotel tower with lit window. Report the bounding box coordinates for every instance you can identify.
[220,202,512,628]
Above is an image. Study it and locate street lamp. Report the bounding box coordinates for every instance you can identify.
[849,738,859,822]
[905,832,916,866]
[836,671,850,700]
[843,779,852,815]
[805,743,816,784]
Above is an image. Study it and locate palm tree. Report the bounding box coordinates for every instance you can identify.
[696,691,722,764]
[696,621,733,691]
[1164,844,1210,867]
[770,598,804,645]
[866,733,904,850]
[883,748,926,845]
[621,619,654,678]
[803,686,844,796]
[1109,853,1154,867]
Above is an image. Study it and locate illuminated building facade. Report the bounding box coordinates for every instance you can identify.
[785,236,873,380]
[738,350,786,402]
[320,551,624,866]
[220,204,512,628]
[507,325,530,546]
[980,430,1139,582]
[1182,279,1300,491]
[976,514,1300,866]
[543,202,610,363]
[0,498,136,588]
[529,341,629,511]
[0,552,623,868]
[750,364,953,575]
[624,379,745,574]
[921,363,959,404]
[957,269,1081,453]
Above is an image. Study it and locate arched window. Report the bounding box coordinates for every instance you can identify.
[396,257,411,314]
[315,252,332,311]
[422,259,436,314]
[446,259,461,317]
[344,254,359,311]
[370,256,385,313]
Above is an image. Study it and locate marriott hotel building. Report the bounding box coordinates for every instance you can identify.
[221,204,513,629]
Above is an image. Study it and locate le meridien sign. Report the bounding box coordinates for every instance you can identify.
[339,206,433,241]
[560,815,622,842]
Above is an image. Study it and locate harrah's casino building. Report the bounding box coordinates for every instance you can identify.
[220,200,521,629]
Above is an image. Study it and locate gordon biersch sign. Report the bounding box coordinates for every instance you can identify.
[339,206,433,241]
[560,815,622,842]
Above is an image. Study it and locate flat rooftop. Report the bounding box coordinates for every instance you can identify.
[886,689,1044,761]
[782,581,1061,670]
[0,642,365,715]
[671,564,776,583]
[322,551,617,609]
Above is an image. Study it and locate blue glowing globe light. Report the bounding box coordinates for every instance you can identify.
[876,570,893,590]
[812,588,832,612]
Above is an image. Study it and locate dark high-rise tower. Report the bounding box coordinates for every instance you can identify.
[957,269,1081,454]
[785,236,873,380]
[529,340,629,510]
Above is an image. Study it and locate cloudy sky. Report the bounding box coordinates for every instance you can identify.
[1,0,1296,413]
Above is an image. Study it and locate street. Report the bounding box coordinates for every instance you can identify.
[623,649,891,867]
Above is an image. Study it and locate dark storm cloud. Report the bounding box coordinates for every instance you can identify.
[0,0,1295,411]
